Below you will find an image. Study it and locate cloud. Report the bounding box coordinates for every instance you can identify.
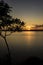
[30,24,43,30]
[35,24,43,28]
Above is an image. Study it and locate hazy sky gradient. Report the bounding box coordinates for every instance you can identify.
[3,0,43,25]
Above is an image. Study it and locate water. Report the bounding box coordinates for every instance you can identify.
[0,31,43,63]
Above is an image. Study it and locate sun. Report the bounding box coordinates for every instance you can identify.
[26,26,31,30]
[28,26,31,30]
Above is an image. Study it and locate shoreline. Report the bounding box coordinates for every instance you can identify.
[0,30,43,32]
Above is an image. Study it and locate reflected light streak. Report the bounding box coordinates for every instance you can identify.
[25,32,36,46]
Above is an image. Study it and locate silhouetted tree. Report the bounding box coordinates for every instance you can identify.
[13,18,25,31]
[0,0,12,30]
[21,21,25,26]
[0,0,12,64]
[0,0,25,64]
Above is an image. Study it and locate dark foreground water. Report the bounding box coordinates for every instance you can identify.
[0,31,43,64]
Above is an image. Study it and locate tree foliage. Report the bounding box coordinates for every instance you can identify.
[0,0,25,31]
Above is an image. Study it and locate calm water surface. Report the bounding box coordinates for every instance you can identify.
[0,31,43,63]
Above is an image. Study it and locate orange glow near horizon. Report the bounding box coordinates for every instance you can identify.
[25,24,43,30]
[26,25,35,30]
[26,26,31,30]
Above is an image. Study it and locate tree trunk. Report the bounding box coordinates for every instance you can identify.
[0,32,12,65]
[4,37,11,65]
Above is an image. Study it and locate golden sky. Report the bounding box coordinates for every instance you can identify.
[4,0,43,30]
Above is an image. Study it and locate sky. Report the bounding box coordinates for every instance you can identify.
[1,0,43,26]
